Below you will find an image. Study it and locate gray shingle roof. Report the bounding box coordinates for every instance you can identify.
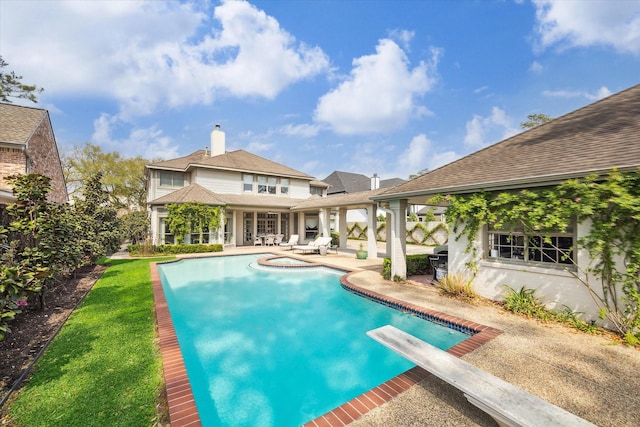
[0,103,47,144]
[147,149,315,180]
[323,171,406,194]
[375,84,640,201]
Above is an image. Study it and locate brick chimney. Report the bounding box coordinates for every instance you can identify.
[210,124,225,156]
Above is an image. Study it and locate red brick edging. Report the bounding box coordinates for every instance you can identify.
[151,259,502,427]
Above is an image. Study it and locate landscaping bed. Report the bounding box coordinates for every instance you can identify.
[0,264,106,405]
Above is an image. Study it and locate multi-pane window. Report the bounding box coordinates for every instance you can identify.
[310,186,323,196]
[159,171,184,188]
[257,176,276,194]
[487,222,575,267]
[280,178,289,195]
[243,174,254,192]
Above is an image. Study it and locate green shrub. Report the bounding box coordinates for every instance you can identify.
[382,258,391,280]
[127,243,223,256]
[503,286,551,319]
[382,254,432,281]
[436,273,477,300]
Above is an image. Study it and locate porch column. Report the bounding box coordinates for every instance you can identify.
[319,208,330,237]
[389,199,407,279]
[366,203,378,259]
[298,212,306,242]
[338,208,347,249]
[216,207,225,243]
[385,211,392,257]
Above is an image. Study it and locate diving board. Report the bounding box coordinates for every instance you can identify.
[366,325,595,427]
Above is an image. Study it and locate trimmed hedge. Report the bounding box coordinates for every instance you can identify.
[127,243,223,256]
[382,254,432,280]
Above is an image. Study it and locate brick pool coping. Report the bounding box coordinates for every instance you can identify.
[151,258,502,427]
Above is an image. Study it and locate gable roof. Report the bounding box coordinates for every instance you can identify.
[150,183,227,205]
[375,84,640,202]
[0,103,48,145]
[323,170,406,194]
[147,149,315,180]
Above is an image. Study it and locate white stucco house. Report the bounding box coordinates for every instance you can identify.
[372,83,640,322]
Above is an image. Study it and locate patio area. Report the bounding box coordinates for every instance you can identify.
[156,243,639,426]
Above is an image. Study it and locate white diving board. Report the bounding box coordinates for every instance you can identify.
[366,325,595,427]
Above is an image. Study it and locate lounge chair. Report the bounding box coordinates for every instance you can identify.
[292,236,332,254]
[279,234,299,250]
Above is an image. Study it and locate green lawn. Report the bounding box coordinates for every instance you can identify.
[6,257,172,427]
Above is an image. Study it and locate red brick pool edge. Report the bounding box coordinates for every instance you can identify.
[151,262,502,427]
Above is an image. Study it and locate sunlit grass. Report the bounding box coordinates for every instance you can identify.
[6,257,172,427]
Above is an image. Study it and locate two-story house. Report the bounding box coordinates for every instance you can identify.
[146,125,329,246]
[0,103,68,204]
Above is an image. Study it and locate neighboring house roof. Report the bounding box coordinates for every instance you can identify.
[0,103,47,144]
[292,188,388,211]
[147,149,315,180]
[323,171,406,194]
[374,84,640,202]
[149,183,306,208]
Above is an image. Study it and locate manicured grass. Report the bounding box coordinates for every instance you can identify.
[6,257,173,427]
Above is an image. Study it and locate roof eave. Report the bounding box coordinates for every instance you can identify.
[373,165,640,201]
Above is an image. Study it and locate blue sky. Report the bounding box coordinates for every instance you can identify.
[1,0,639,181]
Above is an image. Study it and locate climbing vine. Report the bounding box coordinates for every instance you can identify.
[165,202,224,244]
[435,169,640,343]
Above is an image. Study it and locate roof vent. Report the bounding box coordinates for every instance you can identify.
[204,146,209,158]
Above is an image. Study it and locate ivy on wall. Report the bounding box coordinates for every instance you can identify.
[434,169,640,343]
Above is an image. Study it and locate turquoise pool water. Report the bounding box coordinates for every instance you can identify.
[158,254,469,426]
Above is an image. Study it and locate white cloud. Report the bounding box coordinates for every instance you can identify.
[0,0,330,120]
[533,0,640,55]
[542,86,612,100]
[391,134,460,178]
[279,123,321,138]
[464,107,519,149]
[529,61,544,73]
[91,113,179,160]
[314,40,440,135]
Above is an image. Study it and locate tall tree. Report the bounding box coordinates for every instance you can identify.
[520,113,552,129]
[63,143,148,212]
[0,56,44,103]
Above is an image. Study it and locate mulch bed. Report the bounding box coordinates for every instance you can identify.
[0,264,106,405]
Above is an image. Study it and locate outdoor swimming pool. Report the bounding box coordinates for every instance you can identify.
[158,254,470,426]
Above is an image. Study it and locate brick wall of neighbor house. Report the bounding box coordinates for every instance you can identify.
[0,146,25,191]
[25,119,68,204]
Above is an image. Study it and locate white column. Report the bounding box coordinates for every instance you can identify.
[366,203,378,259]
[338,208,347,249]
[298,212,306,242]
[389,199,407,279]
[385,211,392,257]
[319,208,330,237]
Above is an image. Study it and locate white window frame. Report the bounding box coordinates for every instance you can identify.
[159,171,184,188]
[487,222,576,269]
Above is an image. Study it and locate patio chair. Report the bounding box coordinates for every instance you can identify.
[292,236,332,254]
[264,235,275,246]
[254,236,263,246]
[279,234,299,250]
[274,234,284,245]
